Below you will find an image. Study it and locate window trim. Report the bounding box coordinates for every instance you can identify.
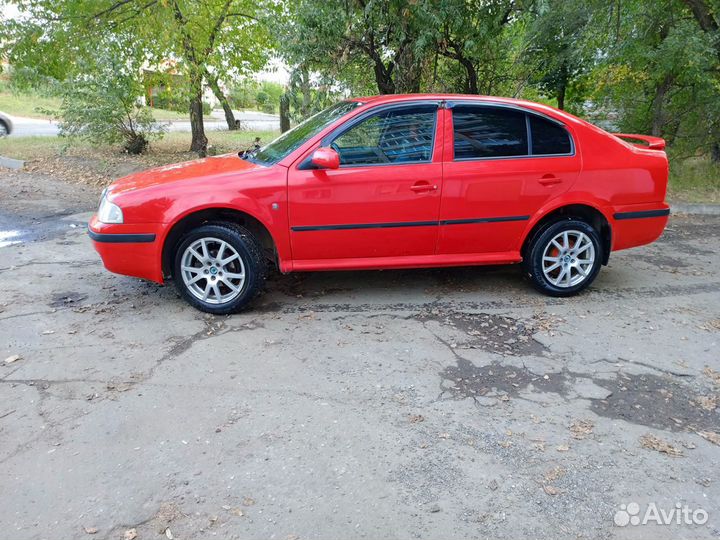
[447,100,576,162]
[318,101,441,169]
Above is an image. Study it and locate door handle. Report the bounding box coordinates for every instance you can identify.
[410,182,438,193]
[538,174,562,186]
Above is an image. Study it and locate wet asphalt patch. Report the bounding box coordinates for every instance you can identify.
[439,359,566,402]
[439,355,720,433]
[590,371,720,433]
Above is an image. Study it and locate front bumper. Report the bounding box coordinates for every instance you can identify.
[88,215,165,283]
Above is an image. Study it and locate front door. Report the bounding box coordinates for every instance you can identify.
[288,102,444,262]
[438,103,580,255]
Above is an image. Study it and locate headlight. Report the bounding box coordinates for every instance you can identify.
[97,195,124,224]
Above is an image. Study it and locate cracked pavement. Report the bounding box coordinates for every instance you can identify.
[0,169,719,540]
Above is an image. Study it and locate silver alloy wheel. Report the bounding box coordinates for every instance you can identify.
[541,229,595,288]
[180,237,246,304]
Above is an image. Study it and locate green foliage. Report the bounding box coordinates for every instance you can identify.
[54,48,165,154]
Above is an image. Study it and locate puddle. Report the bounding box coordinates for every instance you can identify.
[590,372,720,433]
[0,230,22,248]
[440,359,567,401]
[418,310,547,356]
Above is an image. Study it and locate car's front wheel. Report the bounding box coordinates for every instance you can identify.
[172,222,267,314]
[0,121,9,137]
[524,219,603,297]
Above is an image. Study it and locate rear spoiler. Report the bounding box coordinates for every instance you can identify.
[613,133,666,151]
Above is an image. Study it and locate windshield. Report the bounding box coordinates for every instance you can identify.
[243,101,362,165]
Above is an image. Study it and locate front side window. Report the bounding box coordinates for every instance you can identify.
[452,105,528,159]
[529,115,572,155]
[331,105,437,166]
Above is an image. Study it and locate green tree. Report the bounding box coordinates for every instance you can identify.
[2,0,275,156]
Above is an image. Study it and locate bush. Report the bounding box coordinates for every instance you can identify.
[56,53,164,154]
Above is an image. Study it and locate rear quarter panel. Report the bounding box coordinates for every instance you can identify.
[572,124,669,250]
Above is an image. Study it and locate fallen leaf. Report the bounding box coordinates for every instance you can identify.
[569,419,594,439]
[556,444,570,452]
[698,431,720,446]
[408,414,425,423]
[164,527,174,539]
[640,433,684,457]
[703,367,720,385]
[83,527,98,534]
[543,485,560,496]
[4,354,20,364]
[242,497,255,506]
[694,395,718,411]
[124,528,137,540]
[544,466,565,483]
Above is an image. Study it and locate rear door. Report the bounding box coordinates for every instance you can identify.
[288,102,444,261]
[438,103,580,255]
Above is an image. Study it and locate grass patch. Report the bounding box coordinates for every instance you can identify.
[0,91,61,119]
[669,157,720,203]
[0,89,214,121]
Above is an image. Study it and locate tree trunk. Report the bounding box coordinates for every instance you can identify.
[651,74,673,137]
[300,66,312,118]
[280,94,291,133]
[459,57,479,94]
[557,84,566,111]
[711,141,720,163]
[373,61,396,94]
[205,69,237,130]
[189,73,208,157]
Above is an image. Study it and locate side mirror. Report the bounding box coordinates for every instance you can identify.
[311,147,340,170]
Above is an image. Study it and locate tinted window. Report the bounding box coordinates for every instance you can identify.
[452,106,528,159]
[530,115,572,155]
[332,105,436,166]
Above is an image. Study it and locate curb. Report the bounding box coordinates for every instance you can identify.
[670,203,720,216]
[0,155,25,170]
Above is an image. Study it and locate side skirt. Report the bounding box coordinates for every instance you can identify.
[289,251,522,272]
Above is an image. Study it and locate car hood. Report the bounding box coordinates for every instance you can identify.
[108,153,264,197]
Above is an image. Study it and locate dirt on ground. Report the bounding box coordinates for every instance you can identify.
[0,168,718,540]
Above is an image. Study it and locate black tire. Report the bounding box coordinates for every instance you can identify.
[0,121,8,137]
[172,222,267,314]
[523,218,603,297]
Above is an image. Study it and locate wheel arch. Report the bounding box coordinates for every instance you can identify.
[161,206,279,279]
[521,203,612,265]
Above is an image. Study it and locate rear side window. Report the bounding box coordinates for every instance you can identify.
[529,115,572,155]
[332,105,437,166]
[452,106,528,159]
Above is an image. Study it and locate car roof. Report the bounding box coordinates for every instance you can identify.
[349,93,536,107]
[347,93,585,127]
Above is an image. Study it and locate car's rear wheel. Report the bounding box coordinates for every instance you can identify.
[172,222,266,314]
[0,121,8,137]
[524,219,603,297]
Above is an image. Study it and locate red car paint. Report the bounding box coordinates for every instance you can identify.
[89,94,669,283]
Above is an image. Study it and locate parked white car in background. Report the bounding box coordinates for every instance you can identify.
[0,112,13,136]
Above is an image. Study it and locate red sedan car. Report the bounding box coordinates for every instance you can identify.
[89,94,669,313]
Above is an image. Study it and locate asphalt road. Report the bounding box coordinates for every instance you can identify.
[0,168,718,540]
[6,110,280,137]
